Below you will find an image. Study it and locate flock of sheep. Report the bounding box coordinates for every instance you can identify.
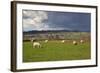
[31,39,84,48]
[60,40,84,45]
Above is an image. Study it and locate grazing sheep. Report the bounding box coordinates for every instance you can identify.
[80,40,84,43]
[73,41,77,45]
[61,40,65,43]
[33,42,41,48]
[44,40,48,43]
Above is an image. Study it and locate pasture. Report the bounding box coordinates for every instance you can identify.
[23,40,91,62]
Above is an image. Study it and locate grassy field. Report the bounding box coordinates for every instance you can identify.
[23,40,91,62]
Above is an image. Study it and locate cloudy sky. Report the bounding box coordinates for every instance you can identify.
[23,10,91,32]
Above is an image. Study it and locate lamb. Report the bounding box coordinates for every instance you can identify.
[30,38,41,48]
[61,40,65,43]
[33,42,41,48]
[44,40,48,43]
[73,41,77,45]
[80,40,84,44]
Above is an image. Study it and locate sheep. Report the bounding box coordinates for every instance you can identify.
[30,38,41,48]
[73,41,77,45]
[33,42,41,48]
[44,40,48,43]
[80,40,84,44]
[61,40,65,43]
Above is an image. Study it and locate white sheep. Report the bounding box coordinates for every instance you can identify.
[73,41,77,45]
[44,40,48,43]
[33,42,41,48]
[61,40,65,43]
[80,40,84,43]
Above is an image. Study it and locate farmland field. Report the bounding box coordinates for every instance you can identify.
[23,40,91,62]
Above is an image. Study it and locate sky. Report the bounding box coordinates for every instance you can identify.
[23,10,91,32]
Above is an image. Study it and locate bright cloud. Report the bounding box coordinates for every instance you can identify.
[23,10,49,31]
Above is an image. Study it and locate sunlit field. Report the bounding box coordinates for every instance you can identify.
[23,40,91,62]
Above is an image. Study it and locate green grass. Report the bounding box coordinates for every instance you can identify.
[23,40,91,62]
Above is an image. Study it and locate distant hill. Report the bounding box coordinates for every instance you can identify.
[23,29,90,34]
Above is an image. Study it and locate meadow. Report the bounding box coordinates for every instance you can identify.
[23,40,91,62]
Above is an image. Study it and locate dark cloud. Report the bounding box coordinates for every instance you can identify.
[47,11,91,32]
